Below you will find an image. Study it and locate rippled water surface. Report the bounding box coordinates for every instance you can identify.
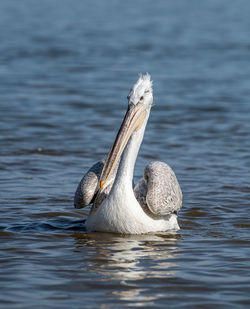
[1,0,250,308]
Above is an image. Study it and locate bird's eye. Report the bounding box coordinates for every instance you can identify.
[140,96,144,101]
[127,96,130,100]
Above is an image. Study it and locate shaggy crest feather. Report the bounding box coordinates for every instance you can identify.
[128,73,153,102]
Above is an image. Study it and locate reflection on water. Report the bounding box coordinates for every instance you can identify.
[73,232,180,305]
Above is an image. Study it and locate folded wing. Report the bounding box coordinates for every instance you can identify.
[74,161,104,209]
[134,161,182,216]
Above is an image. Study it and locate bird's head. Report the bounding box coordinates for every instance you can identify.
[99,73,153,190]
[127,73,153,109]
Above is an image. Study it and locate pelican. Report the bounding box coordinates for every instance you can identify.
[74,74,182,234]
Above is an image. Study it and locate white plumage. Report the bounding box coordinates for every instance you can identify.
[74,74,182,234]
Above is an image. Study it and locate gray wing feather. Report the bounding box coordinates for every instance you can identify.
[134,161,182,216]
[74,161,104,209]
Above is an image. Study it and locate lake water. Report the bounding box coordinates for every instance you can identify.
[0,0,250,308]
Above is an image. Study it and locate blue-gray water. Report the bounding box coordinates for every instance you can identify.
[0,0,250,308]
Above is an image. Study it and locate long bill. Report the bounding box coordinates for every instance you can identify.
[99,102,147,189]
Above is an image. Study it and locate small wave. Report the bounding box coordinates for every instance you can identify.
[2,218,86,233]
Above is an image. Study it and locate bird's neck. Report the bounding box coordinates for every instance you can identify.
[113,115,149,190]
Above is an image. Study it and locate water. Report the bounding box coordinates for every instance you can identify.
[0,0,250,307]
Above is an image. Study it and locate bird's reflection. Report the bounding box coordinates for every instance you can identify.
[72,232,181,305]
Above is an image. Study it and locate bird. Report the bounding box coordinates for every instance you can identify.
[74,73,182,234]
